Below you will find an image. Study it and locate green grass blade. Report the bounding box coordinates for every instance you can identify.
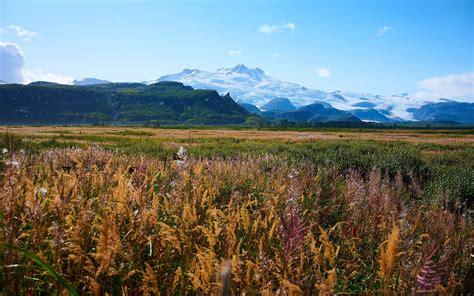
[1,243,79,296]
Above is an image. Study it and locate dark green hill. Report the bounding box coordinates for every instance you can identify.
[261,97,296,112]
[0,82,250,125]
[239,102,261,114]
[278,103,361,123]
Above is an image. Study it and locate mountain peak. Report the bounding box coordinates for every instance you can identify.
[224,64,266,82]
[73,78,110,86]
[227,64,263,74]
[181,68,201,75]
[231,64,249,72]
[261,97,296,112]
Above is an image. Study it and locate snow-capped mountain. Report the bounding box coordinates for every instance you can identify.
[147,64,435,121]
[148,64,332,107]
[73,78,110,86]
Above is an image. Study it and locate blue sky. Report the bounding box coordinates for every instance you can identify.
[0,0,473,95]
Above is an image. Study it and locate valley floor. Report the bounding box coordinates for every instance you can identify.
[4,125,474,143]
[1,126,473,294]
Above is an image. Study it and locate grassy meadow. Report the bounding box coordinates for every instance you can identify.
[1,126,473,294]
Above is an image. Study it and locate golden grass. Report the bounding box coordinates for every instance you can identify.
[1,146,471,294]
[2,125,474,144]
[378,225,401,293]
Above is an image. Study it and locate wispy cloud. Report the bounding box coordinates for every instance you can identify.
[258,22,296,34]
[227,49,243,57]
[8,25,38,41]
[376,26,392,37]
[269,52,281,58]
[314,67,332,78]
[413,72,474,102]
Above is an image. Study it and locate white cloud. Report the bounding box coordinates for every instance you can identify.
[258,22,296,34]
[23,69,74,85]
[8,25,38,41]
[285,23,296,30]
[269,52,281,58]
[0,42,25,83]
[227,49,243,57]
[413,72,474,102]
[376,26,392,37]
[314,67,332,78]
[0,42,73,84]
[258,25,275,34]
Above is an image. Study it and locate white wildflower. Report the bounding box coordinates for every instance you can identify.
[2,148,7,154]
[6,160,20,167]
[177,146,187,160]
[289,169,298,179]
[175,146,188,168]
[34,187,48,195]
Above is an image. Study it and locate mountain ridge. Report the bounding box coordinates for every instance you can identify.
[0,81,251,125]
[1,65,472,124]
[148,64,472,123]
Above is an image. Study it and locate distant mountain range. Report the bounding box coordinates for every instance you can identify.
[240,99,360,123]
[408,101,474,123]
[0,82,250,125]
[146,64,473,124]
[73,78,111,86]
[240,97,474,124]
[0,64,472,125]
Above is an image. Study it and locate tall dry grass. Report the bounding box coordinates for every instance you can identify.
[0,147,472,294]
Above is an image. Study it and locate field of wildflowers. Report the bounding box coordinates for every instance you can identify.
[1,129,473,294]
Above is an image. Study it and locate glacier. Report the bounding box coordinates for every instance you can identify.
[147,64,469,122]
